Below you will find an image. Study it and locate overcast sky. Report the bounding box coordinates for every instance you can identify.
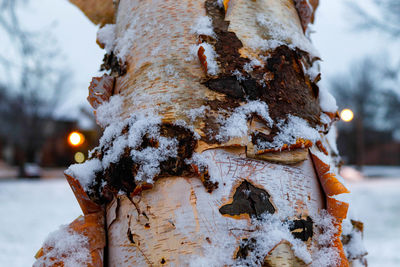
[16,0,400,121]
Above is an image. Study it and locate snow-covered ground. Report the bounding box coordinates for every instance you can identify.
[0,179,81,267]
[348,178,400,266]
[0,177,399,266]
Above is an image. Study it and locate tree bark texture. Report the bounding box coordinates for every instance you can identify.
[34,0,367,266]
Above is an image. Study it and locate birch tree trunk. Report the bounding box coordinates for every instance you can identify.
[35,1,367,266]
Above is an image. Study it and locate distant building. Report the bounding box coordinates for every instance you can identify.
[0,118,100,167]
[338,129,400,166]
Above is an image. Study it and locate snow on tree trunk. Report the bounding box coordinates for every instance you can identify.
[34,0,368,266]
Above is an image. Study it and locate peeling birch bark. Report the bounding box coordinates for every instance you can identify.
[34,0,368,266]
[106,151,324,266]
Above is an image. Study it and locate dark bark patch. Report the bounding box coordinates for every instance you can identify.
[288,216,313,241]
[200,169,219,193]
[219,180,275,219]
[203,0,322,135]
[205,46,322,129]
[235,237,256,259]
[100,51,127,77]
[88,124,198,204]
[204,77,245,99]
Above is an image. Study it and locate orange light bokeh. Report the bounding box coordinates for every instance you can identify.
[68,131,85,146]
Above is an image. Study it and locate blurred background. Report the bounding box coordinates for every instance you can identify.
[0,0,399,266]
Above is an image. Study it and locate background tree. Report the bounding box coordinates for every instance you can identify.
[350,0,400,37]
[331,57,400,166]
[0,0,71,168]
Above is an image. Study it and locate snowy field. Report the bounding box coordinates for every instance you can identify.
[0,179,81,267]
[0,177,399,266]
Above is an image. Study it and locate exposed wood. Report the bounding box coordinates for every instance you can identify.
[263,240,306,267]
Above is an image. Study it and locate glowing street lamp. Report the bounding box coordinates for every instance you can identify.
[68,131,85,146]
[340,109,354,122]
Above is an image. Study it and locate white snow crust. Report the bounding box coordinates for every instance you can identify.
[326,125,339,154]
[342,219,368,262]
[232,69,245,81]
[216,101,273,142]
[252,12,319,56]
[65,159,103,192]
[189,14,220,76]
[90,97,179,184]
[319,86,338,113]
[256,115,319,150]
[33,224,91,267]
[95,94,125,128]
[190,43,220,75]
[97,24,116,54]
[191,16,216,38]
[305,60,320,82]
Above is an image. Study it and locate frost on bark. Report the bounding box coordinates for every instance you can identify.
[34,0,367,266]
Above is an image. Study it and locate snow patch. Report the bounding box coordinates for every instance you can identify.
[253,12,319,56]
[306,60,320,82]
[33,225,91,267]
[131,136,178,183]
[96,94,125,128]
[216,0,224,8]
[101,135,128,169]
[239,215,312,266]
[216,101,273,142]
[97,24,116,54]
[66,159,102,192]
[92,108,179,184]
[257,115,319,150]
[191,16,216,38]
[248,36,284,51]
[188,42,219,75]
[342,220,368,261]
[199,43,219,75]
[326,125,339,155]
[310,211,341,267]
[186,106,210,122]
[319,87,338,113]
[114,15,139,60]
